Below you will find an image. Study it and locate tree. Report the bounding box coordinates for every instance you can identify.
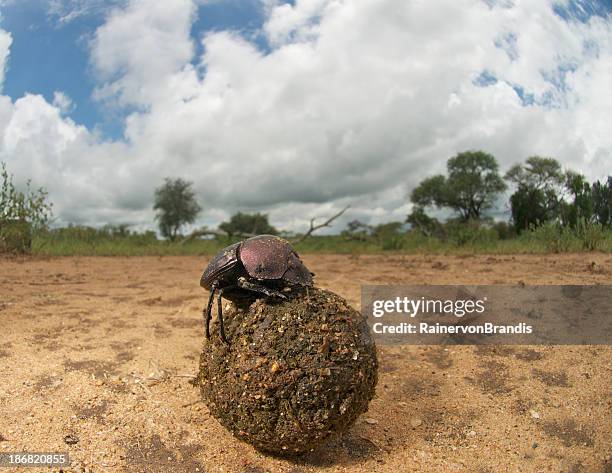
[505,156,565,191]
[505,156,565,232]
[561,171,592,228]
[153,178,201,241]
[509,184,549,232]
[341,220,372,241]
[372,221,404,239]
[406,206,442,237]
[371,221,405,250]
[592,176,612,227]
[410,151,506,221]
[410,176,446,209]
[218,212,277,237]
[0,162,53,253]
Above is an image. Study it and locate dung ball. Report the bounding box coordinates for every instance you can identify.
[196,287,378,455]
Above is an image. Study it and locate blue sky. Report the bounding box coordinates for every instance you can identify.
[1,0,273,139]
[0,0,610,231]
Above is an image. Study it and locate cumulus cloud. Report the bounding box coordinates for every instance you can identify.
[0,0,610,232]
[90,0,197,107]
[264,0,329,46]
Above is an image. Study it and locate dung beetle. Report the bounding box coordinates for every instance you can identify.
[200,234,314,343]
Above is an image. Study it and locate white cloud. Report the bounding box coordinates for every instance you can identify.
[0,27,12,90]
[0,0,610,232]
[263,0,330,46]
[90,0,196,107]
[52,91,74,114]
[47,0,127,25]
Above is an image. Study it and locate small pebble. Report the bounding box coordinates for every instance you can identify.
[410,418,423,428]
[364,418,378,425]
[529,410,540,419]
[64,434,79,445]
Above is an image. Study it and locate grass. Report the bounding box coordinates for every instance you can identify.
[26,225,612,257]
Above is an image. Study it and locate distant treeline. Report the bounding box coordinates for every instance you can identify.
[1,151,611,255]
[26,222,612,255]
[406,151,610,236]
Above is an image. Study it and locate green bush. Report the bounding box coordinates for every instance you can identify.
[0,219,32,253]
[575,219,604,251]
[219,212,277,237]
[443,220,499,246]
[0,163,52,254]
[492,221,516,240]
[372,222,405,250]
[527,222,578,253]
[380,234,404,250]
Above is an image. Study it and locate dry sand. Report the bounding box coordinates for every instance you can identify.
[0,253,610,472]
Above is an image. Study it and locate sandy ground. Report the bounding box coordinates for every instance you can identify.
[0,253,611,473]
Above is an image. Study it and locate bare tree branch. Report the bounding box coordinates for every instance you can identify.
[290,205,350,244]
[181,205,349,245]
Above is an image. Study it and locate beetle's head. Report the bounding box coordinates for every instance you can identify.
[200,241,242,290]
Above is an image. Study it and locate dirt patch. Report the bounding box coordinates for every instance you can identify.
[340,434,380,460]
[31,327,64,342]
[168,317,201,329]
[123,434,205,473]
[541,419,594,447]
[108,319,138,330]
[469,360,514,394]
[32,374,63,392]
[512,397,536,416]
[153,324,172,338]
[431,261,449,270]
[379,353,399,373]
[115,350,135,363]
[474,345,516,358]
[69,316,103,328]
[242,465,266,473]
[0,254,610,472]
[140,296,163,306]
[515,348,544,361]
[397,375,442,399]
[421,407,480,447]
[532,368,570,387]
[110,339,143,350]
[73,399,111,423]
[63,359,119,377]
[423,347,453,369]
[140,295,194,307]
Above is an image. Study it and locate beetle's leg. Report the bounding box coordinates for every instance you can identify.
[216,286,238,344]
[237,277,287,299]
[204,282,218,339]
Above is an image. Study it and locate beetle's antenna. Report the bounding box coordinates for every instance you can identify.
[204,282,217,339]
[217,288,230,344]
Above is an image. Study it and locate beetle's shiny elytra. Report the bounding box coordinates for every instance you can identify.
[200,235,314,343]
